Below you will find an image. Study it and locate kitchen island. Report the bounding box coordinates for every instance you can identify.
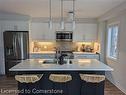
[9,59,113,95]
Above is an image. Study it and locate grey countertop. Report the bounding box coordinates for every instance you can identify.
[9,59,113,72]
[30,51,98,55]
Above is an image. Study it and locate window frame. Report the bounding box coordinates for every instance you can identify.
[106,22,119,61]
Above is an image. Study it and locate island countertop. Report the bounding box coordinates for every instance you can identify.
[9,59,113,72]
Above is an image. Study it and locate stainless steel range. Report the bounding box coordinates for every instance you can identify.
[55,42,74,59]
[55,49,74,59]
[55,50,74,65]
[60,51,74,59]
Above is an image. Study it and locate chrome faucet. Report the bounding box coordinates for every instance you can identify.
[55,48,65,65]
[55,48,61,64]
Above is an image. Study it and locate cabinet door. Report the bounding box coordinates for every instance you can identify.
[73,23,97,42]
[2,21,29,31]
[88,54,100,60]
[30,54,55,59]
[65,23,73,31]
[74,54,99,60]
[81,80,104,95]
[84,24,97,42]
[30,22,55,41]
[74,54,89,59]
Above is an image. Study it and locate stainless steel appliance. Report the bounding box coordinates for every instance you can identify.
[61,51,74,59]
[55,50,74,59]
[56,31,73,42]
[3,31,29,76]
[54,50,74,65]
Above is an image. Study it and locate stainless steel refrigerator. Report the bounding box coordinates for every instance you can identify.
[3,31,29,76]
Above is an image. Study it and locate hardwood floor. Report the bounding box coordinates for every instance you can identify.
[104,80,126,95]
[0,76,125,95]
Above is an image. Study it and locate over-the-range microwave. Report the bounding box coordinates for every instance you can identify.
[56,31,73,42]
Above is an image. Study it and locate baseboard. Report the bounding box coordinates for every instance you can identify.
[106,77,126,94]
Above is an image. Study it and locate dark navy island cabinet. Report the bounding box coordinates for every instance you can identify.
[16,71,105,95]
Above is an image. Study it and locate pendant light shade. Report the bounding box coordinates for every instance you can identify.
[60,0,65,30]
[72,20,76,30]
[49,20,52,30]
[49,0,52,30]
[72,0,75,30]
[48,0,76,31]
[61,20,65,30]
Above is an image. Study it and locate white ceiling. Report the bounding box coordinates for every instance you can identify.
[0,0,125,18]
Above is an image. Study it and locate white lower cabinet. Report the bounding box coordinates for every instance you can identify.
[30,53,55,59]
[74,54,100,60]
[30,53,100,60]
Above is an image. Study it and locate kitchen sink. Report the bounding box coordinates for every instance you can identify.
[43,59,57,64]
[43,59,73,64]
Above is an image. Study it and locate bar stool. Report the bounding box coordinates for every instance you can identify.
[79,74,105,95]
[15,74,43,95]
[49,74,72,95]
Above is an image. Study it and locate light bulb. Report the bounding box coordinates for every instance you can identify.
[72,20,76,30]
[49,20,52,30]
[60,20,65,30]
[44,45,47,49]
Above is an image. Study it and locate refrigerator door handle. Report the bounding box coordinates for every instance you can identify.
[15,35,18,58]
[13,34,16,57]
[14,34,18,58]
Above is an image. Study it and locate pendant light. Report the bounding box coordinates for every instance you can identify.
[49,0,52,30]
[72,0,75,31]
[60,0,65,30]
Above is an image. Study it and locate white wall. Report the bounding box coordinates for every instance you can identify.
[98,1,126,93]
[105,12,126,94]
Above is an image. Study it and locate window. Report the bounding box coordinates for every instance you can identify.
[107,24,119,59]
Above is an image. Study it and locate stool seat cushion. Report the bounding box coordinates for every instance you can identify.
[80,74,105,83]
[15,74,43,83]
[49,74,72,83]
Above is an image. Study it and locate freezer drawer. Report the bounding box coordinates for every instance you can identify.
[5,60,21,76]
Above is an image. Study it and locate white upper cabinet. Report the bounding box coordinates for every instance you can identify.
[73,23,98,42]
[1,21,29,31]
[30,22,56,41]
[64,23,73,31]
[30,22,98,42]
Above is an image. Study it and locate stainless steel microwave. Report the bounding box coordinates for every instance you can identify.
[56,31,73,42]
